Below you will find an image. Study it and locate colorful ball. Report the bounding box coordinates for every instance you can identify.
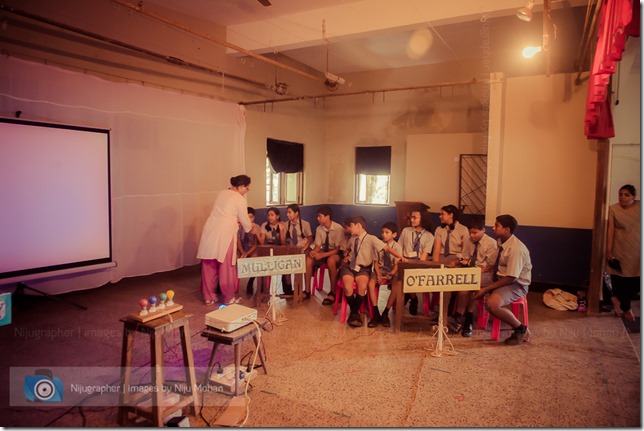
[159,292,167,301]
[139,298,148,307]
[148,296,157,305]
[166,290,175,300]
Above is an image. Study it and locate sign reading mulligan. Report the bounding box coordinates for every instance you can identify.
[0,292,11,326]
[237,254,306,278]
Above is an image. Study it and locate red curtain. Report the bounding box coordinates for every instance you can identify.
[584,0,634,139]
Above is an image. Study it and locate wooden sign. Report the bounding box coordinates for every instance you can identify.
[237,254,306,278]
[403,267,482,293]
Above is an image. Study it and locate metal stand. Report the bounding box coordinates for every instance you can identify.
[426,291,456,357]
[266,250,286,325]
[15,282,88,310]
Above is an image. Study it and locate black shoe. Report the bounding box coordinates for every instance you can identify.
[381,313,391,327]
[504,327,531,345]
[368,315,381,328]
[461,323,473,337]
[322,295,335,305]
[282,286,294,296]
[347,313,363,328]
[302,291,311,300]
[409,297,418,315]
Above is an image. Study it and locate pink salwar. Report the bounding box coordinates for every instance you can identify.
[201,240,238,303]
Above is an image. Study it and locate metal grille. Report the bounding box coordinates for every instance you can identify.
[458,154,487,215]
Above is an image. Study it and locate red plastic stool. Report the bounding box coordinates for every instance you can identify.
[312,264,328,293]
[484,296,529,341]
[333,281,378,323]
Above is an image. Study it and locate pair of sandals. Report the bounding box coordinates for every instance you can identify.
[204,297,241,306]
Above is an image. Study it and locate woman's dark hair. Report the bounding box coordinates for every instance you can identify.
[247,207,255,216]
[620,184,637,197]
[230,175,251,187]
[441,204,460,222]
[266,207,281,220]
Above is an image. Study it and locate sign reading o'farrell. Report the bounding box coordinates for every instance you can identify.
[237,254,306,278]
[403,267,482,293]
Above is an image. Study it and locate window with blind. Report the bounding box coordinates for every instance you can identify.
[266,138,303,205]
[355,146,391,205]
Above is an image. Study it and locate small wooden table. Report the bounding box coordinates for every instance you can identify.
[201,324,268,396]
[118,310,198,426]
[396,261,442,332]
[254,245,304,306]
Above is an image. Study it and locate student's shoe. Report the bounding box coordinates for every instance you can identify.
[302,291,311,300]
[380,313,391,328]
[504,327,531,345]
[347,313,363,328]
[367,315,381,328]
[204,300,215,305]
[447,317,461,334]
[461,323,473,337]
[409,296,418,315]
[322,295,335,305]
[282,286,294,296]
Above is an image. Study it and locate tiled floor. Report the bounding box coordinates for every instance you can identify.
[1,266,640,427]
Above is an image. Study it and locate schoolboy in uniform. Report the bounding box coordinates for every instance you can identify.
[339,216,406,327]
[367,222,403,327]
[397,207,434,315]
[472,214,532,345]
[453,216,498,336]
[305,206,345,304]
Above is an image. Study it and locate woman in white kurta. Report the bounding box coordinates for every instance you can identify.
[197,175,254,304]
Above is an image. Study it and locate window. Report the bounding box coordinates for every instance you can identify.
[355,146,391,205]
[266,138,303,205]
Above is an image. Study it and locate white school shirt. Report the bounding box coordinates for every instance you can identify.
[197,189,252,264]
[496,234,532,287]
[313,221,344,251]
[376,240,403,274]
[433,221,469,258]
[261,222,284,245]
[398,227,434,258]
[285,219,313,248]
[462,233,498,268]
[345,232,386,267]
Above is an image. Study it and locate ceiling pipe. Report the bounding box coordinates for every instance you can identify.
[239,78,486,106]
[108,0,324,83]
[0,4,269,90]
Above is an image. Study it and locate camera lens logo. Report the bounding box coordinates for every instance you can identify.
[24,369,63,402]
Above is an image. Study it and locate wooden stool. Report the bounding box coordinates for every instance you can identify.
[118,310,199,427]
[201,324,268,396]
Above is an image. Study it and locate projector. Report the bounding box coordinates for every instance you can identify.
[205,304,257,332]
[324,71,345,85]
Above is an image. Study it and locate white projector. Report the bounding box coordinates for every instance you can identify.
[205,304,258,332]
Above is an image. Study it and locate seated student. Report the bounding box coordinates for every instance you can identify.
[367,222,403,327]
[285,204,314,299]
[305,206,345,305]
[237,207,262,296]
[452,216,498,337]
[259,207,289,295]
[339,216,405,328]
[432,204,469,328]
[472,214,533,345]
[397,207,434,315]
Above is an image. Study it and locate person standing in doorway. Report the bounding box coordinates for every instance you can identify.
[606,184,641,322]
[197,175,257,305]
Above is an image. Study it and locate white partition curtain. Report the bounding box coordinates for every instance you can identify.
[0,56,246,294]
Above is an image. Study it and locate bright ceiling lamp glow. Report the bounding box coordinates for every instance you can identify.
[522,45,542,58]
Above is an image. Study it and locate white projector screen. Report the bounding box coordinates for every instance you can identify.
[0,118,112,281]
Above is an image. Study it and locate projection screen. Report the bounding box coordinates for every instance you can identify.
[0,118,112,282]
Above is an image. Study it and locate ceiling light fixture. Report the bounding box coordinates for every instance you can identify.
[516,0,535,22]
[522,45,542,58]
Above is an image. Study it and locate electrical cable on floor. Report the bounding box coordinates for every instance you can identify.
[235,319,262,427]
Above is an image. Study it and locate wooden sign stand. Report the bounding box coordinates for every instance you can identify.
[402,265,482,357]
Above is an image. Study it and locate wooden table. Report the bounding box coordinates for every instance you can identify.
[254,245,304,306]
[395,261,442,332]
[201,324,268,396]
[118,310,198,427]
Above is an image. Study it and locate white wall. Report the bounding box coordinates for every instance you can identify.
[406,133,485,210]
[495,73,596,229]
